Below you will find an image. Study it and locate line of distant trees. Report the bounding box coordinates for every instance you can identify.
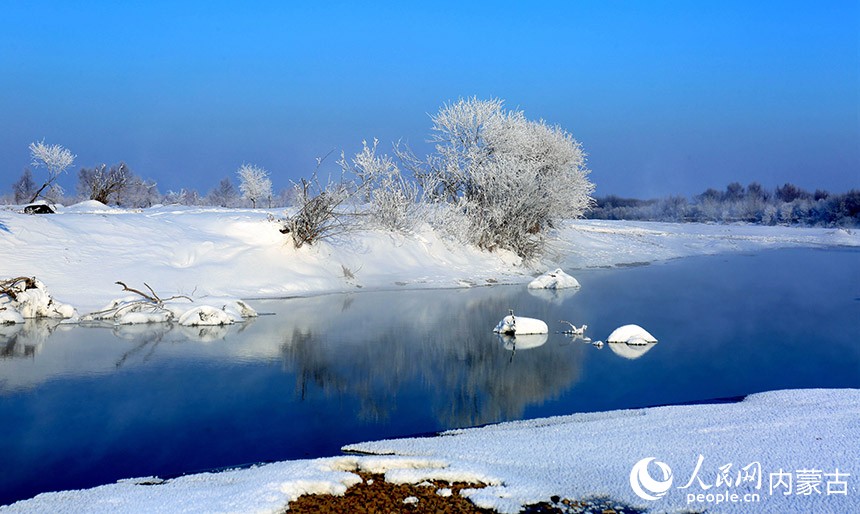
[587,182,860,227]
[6,163,290,209]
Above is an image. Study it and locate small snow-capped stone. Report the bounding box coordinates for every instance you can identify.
[606,324,657,344]
[403,496,419,505]
[436,488,453,497]
[178,305,234,326]
[527,268,580,290]
[493,315,548,335]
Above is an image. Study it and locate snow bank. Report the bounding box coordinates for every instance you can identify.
[4,389,857,513]
[1,208,856,314]
[527,268,580,289]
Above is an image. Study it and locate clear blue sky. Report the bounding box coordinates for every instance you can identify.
[1,0,858,198]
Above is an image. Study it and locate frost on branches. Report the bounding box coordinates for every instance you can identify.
[28,140,76,203]
[341,139,421,232]
[237,163,273,208]
[409,97,594,259]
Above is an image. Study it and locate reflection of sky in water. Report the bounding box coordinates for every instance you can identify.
[1,247,859,505]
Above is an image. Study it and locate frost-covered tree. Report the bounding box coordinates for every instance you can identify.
[404,97,594,258]
[207,178,239,208]
[237,163,272,208]
[163,189,188,205]
[77,162,131,204]
[340,139,421,232]
[119,176,160,208]
[12,169,37,204]
[28,140,76,203]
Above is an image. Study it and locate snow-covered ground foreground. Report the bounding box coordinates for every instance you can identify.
[3,389,857,513]
[1,202,857,314]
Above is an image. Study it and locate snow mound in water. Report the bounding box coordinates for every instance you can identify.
[178,306,234,326]
[493,314,549,335]
[606,324,657,344]
[527,268,580,289]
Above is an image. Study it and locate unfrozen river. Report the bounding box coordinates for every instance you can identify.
[1,247,859,505]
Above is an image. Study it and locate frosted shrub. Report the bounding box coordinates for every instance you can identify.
[282,171,352,248]
[341,139,421,232]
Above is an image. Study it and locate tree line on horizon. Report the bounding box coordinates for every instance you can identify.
[587,182,860,227]
[8,160,856,230]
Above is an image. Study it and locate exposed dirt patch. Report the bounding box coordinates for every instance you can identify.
[285,472,494,513]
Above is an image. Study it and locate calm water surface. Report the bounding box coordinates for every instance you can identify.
[1,247,858,505]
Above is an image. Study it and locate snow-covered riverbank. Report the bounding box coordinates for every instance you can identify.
[1,202,856,314]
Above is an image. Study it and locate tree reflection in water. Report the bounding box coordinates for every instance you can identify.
[278,287,585,428]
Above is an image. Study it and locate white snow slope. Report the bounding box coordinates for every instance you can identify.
[1,204,859,512]
[1,203,856,314]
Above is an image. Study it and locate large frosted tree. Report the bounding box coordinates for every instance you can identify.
[407,97,594,258]
[28,140,76,203]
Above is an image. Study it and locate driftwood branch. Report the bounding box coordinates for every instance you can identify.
[114,281,192,305]
[0,277,37,300]
[115,281,159,303]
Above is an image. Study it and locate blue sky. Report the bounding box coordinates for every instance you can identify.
[1,0,857,198]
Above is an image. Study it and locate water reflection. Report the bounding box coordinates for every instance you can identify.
[608,341,657,360]
[276,288,584,427]
[0,287,587,429]
[1,319,69,359]
[526,286,579,304]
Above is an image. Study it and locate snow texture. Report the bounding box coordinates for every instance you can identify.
[527,268,581,289]
[4,389,857,514]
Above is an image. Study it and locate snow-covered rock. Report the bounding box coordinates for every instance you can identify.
[527,268,580,290]
[164,298,257,323]
[0,278,77,322]
[178,306,234,326]
[493,313,549,335]
[606,324,657,344]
